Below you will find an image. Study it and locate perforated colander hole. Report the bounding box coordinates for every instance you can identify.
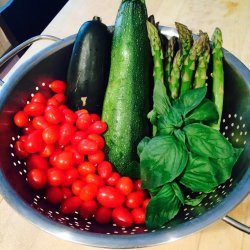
[114,231,119,234]
[222,119,226,123]
[11,153,15,157]
[243,141,246,145]
[35,87,39,91]
[236,125,240,129]
[42,82,46,87]
[11,137,16,141]
[228,114,232,118]
[26,101,30,104]
[31,93,34,97]
[222,132,225,135]
[242,123,246,128]
[144,229,148,232]
[106,232,111,235]
[231,123,234,127]
[244,131,248,135]
[234,114,237,118]
[225,126,228,130]
[18,170,23,175]
[13,162,17,166]
[236,138,239,143]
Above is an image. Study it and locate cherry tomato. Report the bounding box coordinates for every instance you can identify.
[63,168,79,186]
[79,183,98,201]
[88,150,105,165]
[47,97,60,106]
[46,187,63,204]
[64,145,83,165]
[53,93,65,104]
[44,105,64,125]
[131,207,145,224]
[58,123,76,146]
[95,206,112,224]
[49,149,63,166]
[134,179,142,191]
[76,113,91,130]
[71,180,85,196]
[27,168,47,189]
[126,191,146,209]
[89,114,100,123]
[50,80,66,94]
[97,186,125,208]
[77,161,96,176]
[14,140,28,159]
[78,139,99,155]
[106,172,121,186]
[62,108,77,125]
[116,177,134,196]
[97,161,112,179]
[14,111,29,127]
[112,207,133,228]
[24,102,45,117]
[26,154,49,171]
[42,126,59,144]
[71,131,87,145]
[22,125,35,135]
[40,144,54,158]
[88,121,107,134]
[75,109,88,117]
[31,92,46,104]
[32,116,49,130]
[85,174,104,187]
[60,196,82,214]
[79,200,98,219]
[61,187,72,200]
[24,130,44,153]
[47,167,65,186]
[87,134,105,149]
[53,151,75,170]
[142,198,150,210]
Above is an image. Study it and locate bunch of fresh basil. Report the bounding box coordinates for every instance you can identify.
[138,87,243,229]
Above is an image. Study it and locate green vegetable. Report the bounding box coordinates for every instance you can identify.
[211,27,224,130]
[184,193,207,206]
[102,0,151,177]
[66,17,111,114]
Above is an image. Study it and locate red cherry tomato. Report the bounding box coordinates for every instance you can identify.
[78,139,99,155]
[26,154,49,171]
[24,130,44,153]
[53,151,75,170]
[116,177,134,196]
[32,116,49,130]
[106,172,121,186]
[24,102,45,117]
[142,198,150,210]
[40,144,54,158]
[88,150,105,165]
[85,174,104,187]
[88,121,107,134]
[62,108,77,124]
[27,168,47,189]
[76,113,91,130]
[63,168,79,186]
[46,187,63,204]
[53,93,65,104]
[22,125,35,135]
[47,167,65,186]
[50,80,66,94]
[47,97,60,106]
[89,114,100,123]
[31,92,46,104]
[60,196,82,214]
[61,187,72,200]
[72,180,85,196]
[77,161,96,176]
[64,145,83,165]
[131,207,145,224]
[79,183,98,201]
[97,161,112,179]
[134,179,142,191]
[97,186,125,208]
[71,131,88,145]
[58,123,76,146]
[14,111,29,127]
[87,134,105,149]
[44,105,64,125]
[126,191,146,209]
[79,200,98,219]
[112,207,133,228]
[42,126,59,144]
[75,109,88,117]
[95,206,112,224]
[14,140,28,159]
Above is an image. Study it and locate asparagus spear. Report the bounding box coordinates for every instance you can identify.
[211,27,224,130]
[180,33,207,95]
[193,32,210,88]
[146,21,171,134]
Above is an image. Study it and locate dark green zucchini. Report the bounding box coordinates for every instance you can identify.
[66,16,111,115]
[102,0,152,178]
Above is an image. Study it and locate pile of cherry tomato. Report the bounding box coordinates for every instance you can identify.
[13,80,150,228]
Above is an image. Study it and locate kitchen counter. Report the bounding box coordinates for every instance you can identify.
[0,0,249,249]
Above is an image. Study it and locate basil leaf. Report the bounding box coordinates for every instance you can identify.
[146,183,181,229]
[185,99,219,124]
[174,129,186,144]
[184,193,207,206]
[183,123,234,159]
[171,182,184,204]
[157,108,183,135]
[137,137,151,157]
[147,109,157,125]
[140,135,188,189]
[173,87,207,116]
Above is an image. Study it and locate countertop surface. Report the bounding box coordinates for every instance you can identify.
[0,0,249,249]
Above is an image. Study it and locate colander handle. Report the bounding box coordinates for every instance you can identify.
[223,215,250,234]
[0,34,60,86]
